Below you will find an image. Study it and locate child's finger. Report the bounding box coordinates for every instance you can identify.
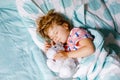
[50,40,55,46]
[44,41,52,52]
[54,55,60,60]
[45,41,50,45]
[57,50,63,53]
[54,53,63,60]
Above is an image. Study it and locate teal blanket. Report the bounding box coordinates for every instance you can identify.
[0,0,120,80]
[0,0,54,80]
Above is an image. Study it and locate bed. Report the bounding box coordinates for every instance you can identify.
[0,0,120,80]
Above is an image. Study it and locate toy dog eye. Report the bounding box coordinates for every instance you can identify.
[54,46,57,48]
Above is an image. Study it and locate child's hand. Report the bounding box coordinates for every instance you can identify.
[53,50,68,60]
[45,40,55,52]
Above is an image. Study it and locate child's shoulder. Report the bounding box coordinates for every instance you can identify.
[70,27,93,39]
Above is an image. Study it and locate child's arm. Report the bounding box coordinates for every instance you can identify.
[54,38,95,60]
[67,38,95,58]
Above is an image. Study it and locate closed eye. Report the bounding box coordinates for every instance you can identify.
[49,31,58,41]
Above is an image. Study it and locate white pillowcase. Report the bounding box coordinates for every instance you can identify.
[28,27,45,52]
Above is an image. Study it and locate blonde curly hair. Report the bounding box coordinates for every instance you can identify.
[36,9,71,39]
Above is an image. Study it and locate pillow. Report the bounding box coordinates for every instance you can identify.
[28,27,45,52]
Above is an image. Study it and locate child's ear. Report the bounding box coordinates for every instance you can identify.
[63,23,68,29]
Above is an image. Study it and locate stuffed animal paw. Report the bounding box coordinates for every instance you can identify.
[59,58,77,78]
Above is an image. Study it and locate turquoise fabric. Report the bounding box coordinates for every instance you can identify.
[0,0,55,80]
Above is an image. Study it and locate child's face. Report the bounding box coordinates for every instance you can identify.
[48,23,70,44]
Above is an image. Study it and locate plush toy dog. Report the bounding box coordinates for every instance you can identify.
[46,43,77,78]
